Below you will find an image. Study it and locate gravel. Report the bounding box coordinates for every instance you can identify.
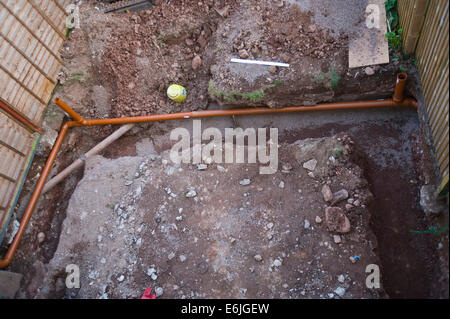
[303,159,318,171]
[331,189,349,204]
[185,189,197,198]
[333,235,342,244]
[273,259,283,267]
[334,286,346,297]
[155,287,164,297]
[37,232,46,244]
[321,185,333,202]
[254,254,263,262]
[239,178,251,186]
[168,252,176,260]
[304,219,311,229]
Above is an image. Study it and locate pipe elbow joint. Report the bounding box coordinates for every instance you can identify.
[0,258,11,269]
[406,98,419,110]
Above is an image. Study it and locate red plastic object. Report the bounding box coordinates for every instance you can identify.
[141,288,156,299]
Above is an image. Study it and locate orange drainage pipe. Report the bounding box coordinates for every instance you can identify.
[393,72,407,103]
[0,73,417,268]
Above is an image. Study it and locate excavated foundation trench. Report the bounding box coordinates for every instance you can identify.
[0,0,447,299]
[151,108,440,299]
[10,104,444,298]
[1,69,446,298]
[277,108,442,298]
[177,104,442,298]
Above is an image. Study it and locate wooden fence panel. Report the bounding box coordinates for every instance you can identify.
[399,0,449,190]
[0,0,68,126]
[0,0,69,242]
[0,110,39,239]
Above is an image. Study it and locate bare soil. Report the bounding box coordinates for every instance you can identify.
[1,0,447,299]
[282,115,449,298]
[55,0,411,120]
[35,135,386,299]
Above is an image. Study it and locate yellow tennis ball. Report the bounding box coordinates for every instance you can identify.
[167,84,187,103]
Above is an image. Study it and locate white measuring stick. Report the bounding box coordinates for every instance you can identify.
[230,58,290,67]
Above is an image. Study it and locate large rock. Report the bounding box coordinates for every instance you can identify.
[303,159,318,171]
[419,185,446,215]
[331,189,349,205]
[325,207,351,233]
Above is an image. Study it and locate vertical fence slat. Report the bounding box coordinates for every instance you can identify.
[399,0,429,55]
[399,0,449,191]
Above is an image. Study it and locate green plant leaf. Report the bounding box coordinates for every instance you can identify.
[385,0,397,11]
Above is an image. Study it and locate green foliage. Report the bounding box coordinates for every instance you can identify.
[267,79,284,89]
[227,90,264,103]
[385,28,403,51]
[313,66,341,90]
[399,65,406,72]
[241,91,265,102]
[332,147,345,158]
[330,72,341,89]
[385,0,399,29]
[66,26,73,38]
[410,221,449,234]
[208,80,225,99]
[208,80,283,103]
[385,0,403,51]
[67,72,91,83]
[70,72,84,80]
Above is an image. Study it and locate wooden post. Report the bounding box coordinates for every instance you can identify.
[401,0,429,55]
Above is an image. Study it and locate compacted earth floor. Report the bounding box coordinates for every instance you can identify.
[36,133,384,299]
[0,0,447,299]
[8,107,447,299]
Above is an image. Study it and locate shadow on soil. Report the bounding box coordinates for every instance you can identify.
[280,109,445,298]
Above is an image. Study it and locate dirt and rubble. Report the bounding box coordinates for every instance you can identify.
[34,135,386,299]
[5,105,447,299]
[1,0,448,299]
[54,0,409,122]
